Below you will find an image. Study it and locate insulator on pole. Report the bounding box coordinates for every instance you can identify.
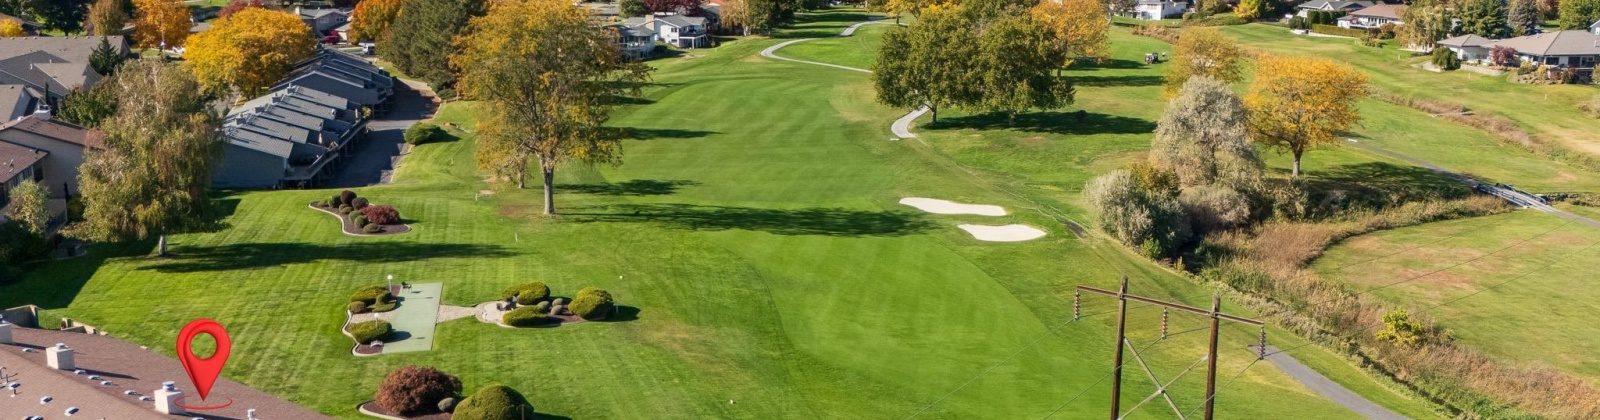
[1073,291,1081,320]
[1257,327,1268,360]
[1160,308,1169,339]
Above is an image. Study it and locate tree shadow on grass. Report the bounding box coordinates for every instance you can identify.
[565,204,936,237]
[139,242,514,273]
[1070,75,1165,87]
[616,127,720,141]
[0,239,155,310]
[928,111,1156,135]
[557,179,699,196]
[1068,58,1150,71]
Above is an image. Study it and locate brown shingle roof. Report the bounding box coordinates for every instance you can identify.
[0,115,103,149]
[0,139,44,182]
[1350,4,1406,19]
[1488,30,1600,56]
[1,327,334,420]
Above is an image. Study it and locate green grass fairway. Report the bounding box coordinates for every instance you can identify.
[1220,24,1600,168]
[1313,209,1600,379]
[2,9,1444,420]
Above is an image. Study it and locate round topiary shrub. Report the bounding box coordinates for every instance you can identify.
[451,385,532,420]
[352,197,370,210]
[498,282,550,303]
[364,223,383,234]
[330,194,344,207]
[339,205,354,215]
[351,285,393,305]
[351,214,369,228]
[360,205,401,225]
[501,306,555,327]
[314,200,328,207]
[348,301,368,314]
[375,366,462,416]
[340,190,358,206]
[569,287,614,320]
[405,122,443,145]
[348,320,392,344]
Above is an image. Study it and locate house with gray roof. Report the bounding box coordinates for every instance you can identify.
[272,47,394,113]
[0,36,129,103]
[0,112,100,200]
[1436,34,1496,61]
[296,7,350,36]
[1297,0,1374,17]
[610,24,657,61]
[1124,0,1187,20]
[1487,30,1600,69]
[624,14,711,48]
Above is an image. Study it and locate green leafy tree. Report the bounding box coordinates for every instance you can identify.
[57,83,117,127]
[1458,0,1511,38]
[451,0,651,215]
[383,0,486,89]
[32,0,89,34]
[1374,310,1426,347]
[1150,76,1260,189]
[1508,0,1541,35]
[620,0,649,17]
[1163,28,1243,97]
[1400,0,1454,49]
[972,13,1072,124]
[87,0,126,36]
[1431,45,1462,70]
[1235,0,1266,19]
[68,60,221,256]
[746,0,798,32]
[88,37,124,76]
[6,179,48,235]
[1559,0,1600,29]
[873,7,976,124]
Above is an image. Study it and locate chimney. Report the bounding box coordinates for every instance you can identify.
[33,101,50,121]
[0,321,12,344]
[155,381,187,415]
[46,343,74,370]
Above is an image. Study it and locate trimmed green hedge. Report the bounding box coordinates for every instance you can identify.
[348,301,368,314]
[349,320,393,344]
[570,287,614,320]
[405,123,443,145]
[351,285,397,312]
[451,385,533,420]
[1310,24,1366,38]
[501,306,556,327]
[499,282,550,303]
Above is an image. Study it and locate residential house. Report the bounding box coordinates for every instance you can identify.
[1487,30,1600,68]
[213,47,390,189]
[1297,0,1373,17]
[0,36,130,104]
[1339,4,1404,29]
[1117,0,1186,20]
[0,112,100,200]
[0,84,32,121]
[625,14,711,49]
[582,2,623,21]
[296,7,350,37]
[1591,18,1600,36]
[611,24,657,61]
[1436,34,1495,61]
[335,22,352,42]
[0,136,44,214]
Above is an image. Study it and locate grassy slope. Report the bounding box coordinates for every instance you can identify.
[4,10,1441,420]
[1313,209,1600,380]
[1220,24,1600,173]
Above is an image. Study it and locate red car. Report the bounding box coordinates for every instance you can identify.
[321,34,341,45]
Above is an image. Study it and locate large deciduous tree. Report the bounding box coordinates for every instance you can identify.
[746,0,797,32]
[131,0,191,49]
[87,0,126,36]
[1399,0,1453,50]
[1245,55,1367,178]
[1508,0,1541,36]
[1150,76,1260,189]
[70,60,222,256]
[58,83,117,127]
[973,13,1073,123]
[0,19,22,37]
[1031,0,1109,69]
[1458,0,1511,38]
[1163,28,1243,97]
[184,7,313,96]
[873,7,974,124]
[451,0,650,215]
[720,0,752,35]
[5,180,48,235]
[33,0,89,34]
[1559,0,1600,29]
[349,0,402,42]
[384,0,486,89]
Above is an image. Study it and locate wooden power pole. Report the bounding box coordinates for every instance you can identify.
[1076,277,1265,420]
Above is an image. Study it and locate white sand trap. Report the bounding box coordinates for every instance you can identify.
[958,224,1046,242]
[900,197,1006,216]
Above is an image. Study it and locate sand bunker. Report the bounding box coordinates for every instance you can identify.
[958,224,1046,242]
[900,197,1006,216]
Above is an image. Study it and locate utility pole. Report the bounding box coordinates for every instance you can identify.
[1076,279,1265,420]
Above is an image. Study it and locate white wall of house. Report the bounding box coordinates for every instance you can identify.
[1448,45,1488,61]
[1133,2,1185,20]
[0,129,84,199]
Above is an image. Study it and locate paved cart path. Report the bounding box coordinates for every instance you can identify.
[759,20,928,139]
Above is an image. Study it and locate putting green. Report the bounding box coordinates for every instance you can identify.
[380,282,440,354]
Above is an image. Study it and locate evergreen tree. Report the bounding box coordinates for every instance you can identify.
[1458,0,1511,38]
[1508,0,1541,35]
[33,0,89,34]
[383,0,487,89]
[620,0,648,17]
[88,37,124,76]
[1558,0,1600,29]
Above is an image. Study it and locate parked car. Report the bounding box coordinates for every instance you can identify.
[321,34,341,45]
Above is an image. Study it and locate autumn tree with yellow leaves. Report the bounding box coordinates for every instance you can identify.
[88,0,127,36]
[350,0,403,42]
[451,0,650,215]
[1245,55,1367,178]
[0,20,24,38]
[132,0,192,49]
[1031,0,1109,69]
[1163,28,1244,97]
[184,8,314,96]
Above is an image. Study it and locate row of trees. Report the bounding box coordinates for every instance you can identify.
[873,0,1098,124]
[1402,0,1600,46]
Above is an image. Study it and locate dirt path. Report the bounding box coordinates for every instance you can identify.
[759,19,926,138]
[1344,139,1600,231]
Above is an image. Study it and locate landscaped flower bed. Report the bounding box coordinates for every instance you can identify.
[310,190,412,235]
[479,282,619,328]
[346,284,400,355]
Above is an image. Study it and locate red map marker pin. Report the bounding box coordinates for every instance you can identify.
[176,319,231,401]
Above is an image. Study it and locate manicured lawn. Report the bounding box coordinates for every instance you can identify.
[1220,24,1600,167]
[3,9,1443,420]
[1313,209,1600,380]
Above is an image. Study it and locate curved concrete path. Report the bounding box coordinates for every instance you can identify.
[759,20,927,138]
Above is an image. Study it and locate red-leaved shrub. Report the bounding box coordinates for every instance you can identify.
[361,205,401,225]
[376,366,461,415]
